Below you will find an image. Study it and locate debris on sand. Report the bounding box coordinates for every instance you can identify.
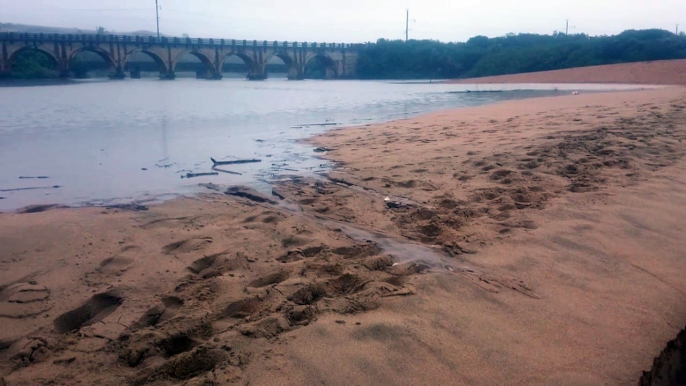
[104,204,149,211]
[271,188,286,200]
[212,167,242,176]
[210,157,261,165]
[384,197,413,209]
[0,185,61,193]
[224,186,276,204]
[297,123,339,127]
[183,172,219,179]
[17,204,66,214]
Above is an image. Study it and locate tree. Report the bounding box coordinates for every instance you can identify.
[96,26,107,35]
[355,29,686,80]
[10,50,58,79]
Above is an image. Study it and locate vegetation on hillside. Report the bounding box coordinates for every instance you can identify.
[356,29,686,79]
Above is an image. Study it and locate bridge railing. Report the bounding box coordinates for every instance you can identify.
[0,32,365,50]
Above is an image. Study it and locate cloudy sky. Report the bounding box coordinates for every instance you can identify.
[1,0,684,43]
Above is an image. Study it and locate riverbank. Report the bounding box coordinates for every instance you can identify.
[451,59,686,86]
[2,87,686,385]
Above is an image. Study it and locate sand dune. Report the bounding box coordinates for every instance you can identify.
[452,59,686,85]
[2,88,686,385]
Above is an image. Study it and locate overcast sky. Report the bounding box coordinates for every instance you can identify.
[2,0,684,43]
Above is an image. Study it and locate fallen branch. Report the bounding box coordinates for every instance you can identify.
[211,157,261,165]
[183,172,219,179]
[211,166,242,176]
[298,123,338,127]
[0,185,61,192]
[271,188,286,200]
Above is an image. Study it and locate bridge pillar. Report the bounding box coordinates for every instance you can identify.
[109,69,126,80]
[0,58,8,78]
[247,67,266,80]
[159,71,176,80]
[287,65,303,80]
[194,67,222,80]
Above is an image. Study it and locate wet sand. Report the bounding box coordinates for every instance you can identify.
[2,87,686,385]
[452,59,686,86]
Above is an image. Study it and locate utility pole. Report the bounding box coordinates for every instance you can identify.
[155,0,160,40]
[406,9,409,42]
[677,24,680,35]
[566,19,569,35]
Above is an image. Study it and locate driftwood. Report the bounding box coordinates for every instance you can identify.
[183,172,219,179]
[0,185,61,192]
[211,166,242,176]
[271,188,286,200]
[298,123,338,127]
[211,157,261,165]
[224,186,276,204]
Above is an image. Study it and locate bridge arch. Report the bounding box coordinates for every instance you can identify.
[68,47,116,69]
[304,54,338,79]
[264,52,299,79]
[122,49,168,75]
[172,50,217,79]
[218,52,257,79]
[8,47,60,73]
[68,47,116,78]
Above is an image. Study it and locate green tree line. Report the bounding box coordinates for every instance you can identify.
[356,29,686,79]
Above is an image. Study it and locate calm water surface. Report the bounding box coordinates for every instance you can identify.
[0,79,645,210]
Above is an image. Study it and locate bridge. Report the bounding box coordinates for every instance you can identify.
[0,32,362,80]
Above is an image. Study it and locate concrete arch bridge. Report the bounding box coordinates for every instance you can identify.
[0,33,361,80]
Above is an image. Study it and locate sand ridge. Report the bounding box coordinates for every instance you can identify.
[1,88,686,384]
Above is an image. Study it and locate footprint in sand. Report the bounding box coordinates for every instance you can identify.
[162,237,213,254]
[52,290,123,333]
[0,282,52,319]
[97,245,142,275]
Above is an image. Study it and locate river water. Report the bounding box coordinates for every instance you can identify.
[0,78,645,211]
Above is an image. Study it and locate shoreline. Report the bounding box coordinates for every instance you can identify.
[0,83,657,213]
[2,87,686,384]
[450,59,686,86]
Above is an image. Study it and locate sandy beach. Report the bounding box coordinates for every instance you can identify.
[452,59,686,86]
[2,83,686,384]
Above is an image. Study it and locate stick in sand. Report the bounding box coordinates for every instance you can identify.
[0,185,61,192]
[212,166,242,176]
[211,157,261,165]
[183,172,219,179]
